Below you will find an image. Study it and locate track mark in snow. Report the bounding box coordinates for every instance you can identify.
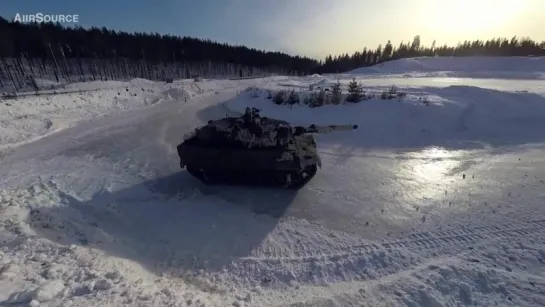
[245,219,545,262]
[219,218,545,287]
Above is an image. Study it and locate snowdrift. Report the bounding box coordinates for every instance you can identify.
[0,80,196,152]
[226,85,545,149]
[348,56,545,79]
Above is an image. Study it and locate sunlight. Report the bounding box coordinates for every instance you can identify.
[413,160,455,184]
[420,147,454,159]
[401,147,464,200]
[425,0,526,35]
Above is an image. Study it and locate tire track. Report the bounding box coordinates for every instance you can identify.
[216,218,545,287]
[245,218,545,262]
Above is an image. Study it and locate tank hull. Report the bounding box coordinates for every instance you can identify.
[173,107,355,188]
[177,138,320,188]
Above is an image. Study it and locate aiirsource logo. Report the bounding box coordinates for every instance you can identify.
[13,13,79,23]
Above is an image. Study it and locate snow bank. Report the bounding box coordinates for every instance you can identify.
[0,180,234,307]
[0,80,198,152]
[226,84,545,149]
[348,56,545,79]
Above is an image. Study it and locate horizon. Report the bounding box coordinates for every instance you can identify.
[2,0,544,60]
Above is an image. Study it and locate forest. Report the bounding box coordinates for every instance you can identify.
[320,35,545,73]
[1,16,544,92]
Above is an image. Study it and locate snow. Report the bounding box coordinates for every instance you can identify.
[226,84,545,150]
[1,57,545,306]
[347,56,545,79]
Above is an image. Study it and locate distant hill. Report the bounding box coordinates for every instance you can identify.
[348,56,545,74]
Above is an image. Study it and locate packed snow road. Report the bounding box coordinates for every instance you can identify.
[1,74,545,306]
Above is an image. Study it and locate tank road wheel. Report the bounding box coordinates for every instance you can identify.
[302,164,318,180]
[285,164,318,189]
[185,165,212,185]
[185,164,318,188]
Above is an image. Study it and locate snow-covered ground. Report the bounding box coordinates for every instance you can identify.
[1,57,545,306]
[347,56,545,80]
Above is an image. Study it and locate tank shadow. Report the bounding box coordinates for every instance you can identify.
[27,170,299,277]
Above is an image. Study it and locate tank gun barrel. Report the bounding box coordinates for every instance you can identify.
[292,124,358,135]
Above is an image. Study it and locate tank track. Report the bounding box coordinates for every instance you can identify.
[184,164,318,189]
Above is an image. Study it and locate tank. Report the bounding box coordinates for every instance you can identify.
[176,107,358,188]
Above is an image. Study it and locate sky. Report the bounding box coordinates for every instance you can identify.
[2,0,543,60]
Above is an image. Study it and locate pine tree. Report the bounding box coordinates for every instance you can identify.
[315,89,326,107]
[346,78,363,102]
[331,80,342,104]
[273,90,286,105]
[287,90,300,104]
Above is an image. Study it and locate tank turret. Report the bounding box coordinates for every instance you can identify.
[176,107,358,188]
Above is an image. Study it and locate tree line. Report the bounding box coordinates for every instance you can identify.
[320,35,545,73]
[1,15,544,93]
[0,16,318,74]
[0,16,319,92]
